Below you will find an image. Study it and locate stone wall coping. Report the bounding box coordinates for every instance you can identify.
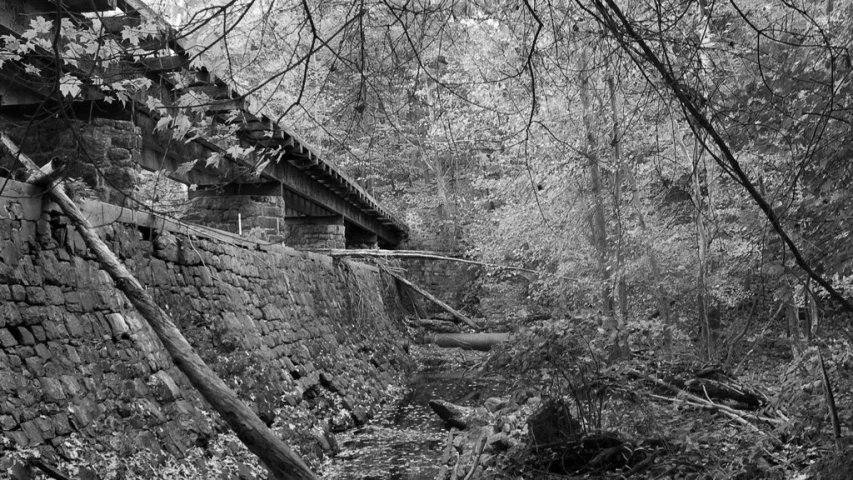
[0,178,376,271]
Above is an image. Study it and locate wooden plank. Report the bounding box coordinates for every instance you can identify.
[138,55,187,72]
[57,0,117,13]
[187,83,232,99]
[100,15,141,34]
[206,98,245,111]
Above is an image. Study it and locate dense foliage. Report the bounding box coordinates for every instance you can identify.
[6,0,853,356]
[5,0,853,477]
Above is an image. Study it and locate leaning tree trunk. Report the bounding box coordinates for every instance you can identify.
[591,0,853,323]
[2,135,317,480]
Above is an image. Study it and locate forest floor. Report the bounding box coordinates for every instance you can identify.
[325,314,853,480]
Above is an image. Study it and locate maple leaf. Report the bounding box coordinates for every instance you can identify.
[155,115,172,131]
[30,16,53,34]
[59,74,82,98]
[205,153,222,169]
[172,114,194,140]
[175,159,197,176]
[121,27,141,46]
[2,34,21,52]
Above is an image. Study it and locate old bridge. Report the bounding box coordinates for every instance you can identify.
[0,0,408,248]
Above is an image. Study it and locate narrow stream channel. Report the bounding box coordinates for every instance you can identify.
[320,347,504,479]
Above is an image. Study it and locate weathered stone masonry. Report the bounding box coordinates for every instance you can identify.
[1,118,143,206]
[0,179,412,473]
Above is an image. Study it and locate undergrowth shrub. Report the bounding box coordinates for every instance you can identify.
[488,316,658,437]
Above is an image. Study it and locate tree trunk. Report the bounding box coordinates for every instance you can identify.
[806,278,820,339]
[593,0,853,321]
[578,47,613,317]
[784,282,802,355]
[690,139,713,361]
[803,277,820,342]
[606,74,630,361]
[2,135,318,480]
[418,333,510,351]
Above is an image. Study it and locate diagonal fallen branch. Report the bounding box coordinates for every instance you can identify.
[378,264,482,331]
[628,369,783,430]
[1,134,317,480]
[648,393,764,432]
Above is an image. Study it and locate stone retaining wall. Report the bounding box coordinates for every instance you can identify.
[1,118,142,206]
[0,180,412,476]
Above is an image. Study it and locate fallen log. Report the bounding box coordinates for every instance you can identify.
[2,134,317,480]
[419,333,510,351]
[322,248,578,279]
[684,378,763,410]
[379,265,481,331]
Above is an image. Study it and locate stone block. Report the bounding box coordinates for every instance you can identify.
[31,325,46,343]
[34,343,51,360]
[52,413,71,435]
[24,286,46,305]
[68,403,90,428]
[78,291,98,312]
[105,313,129,337]
[12,327,34,346]
[20,420,43,446]
[107,147,131,161]
[41,377,66,402]
[150,371,181,402]
[0,414,16,430]
[0,328,16,350]
[44,286,65,305]
[0,371,17,391]
[60,375,82,398]
[6,430,29,448]
[6,354,20,368]
[10,285,25,302]
[33,416,55,440]
[25,357,45,377]
[123,312,144,332]
[42,320,68,340]
[20,307,45,326]
[64,345,81,364]
[64,290,80,305]
[64,314,84,337]
[0,304,21,327]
